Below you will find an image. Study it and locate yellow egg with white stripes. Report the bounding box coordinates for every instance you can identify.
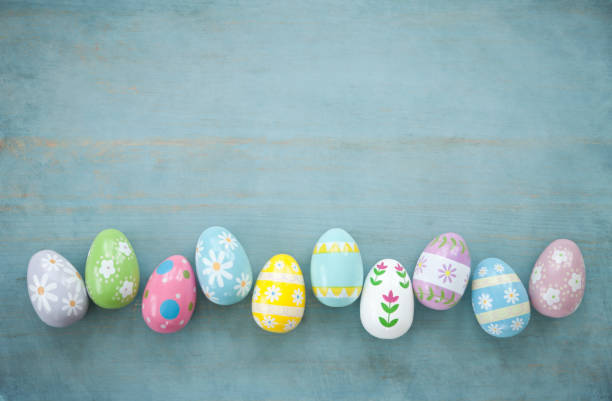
[252,254,305,333]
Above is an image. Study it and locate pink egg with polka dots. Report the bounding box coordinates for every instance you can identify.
[142,255,197,333]
[529,239,585,318]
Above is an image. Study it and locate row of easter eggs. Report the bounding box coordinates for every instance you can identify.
[27,228,585,339]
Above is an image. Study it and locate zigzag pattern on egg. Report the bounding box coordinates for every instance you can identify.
[313,286,362,299]
[313,242,360,254]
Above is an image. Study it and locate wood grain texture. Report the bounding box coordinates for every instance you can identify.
[1,0,611,400]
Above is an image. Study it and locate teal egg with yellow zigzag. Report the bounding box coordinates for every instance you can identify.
[310,228,364,307]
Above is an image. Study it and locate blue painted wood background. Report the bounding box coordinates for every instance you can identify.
[1,1,611,400]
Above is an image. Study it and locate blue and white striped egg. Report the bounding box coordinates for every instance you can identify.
[471,258,530,338]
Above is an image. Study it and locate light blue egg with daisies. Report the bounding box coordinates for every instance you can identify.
[195,226,253,305]
[471,258,530,338]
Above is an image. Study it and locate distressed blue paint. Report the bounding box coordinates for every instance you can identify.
[0,1,611,400]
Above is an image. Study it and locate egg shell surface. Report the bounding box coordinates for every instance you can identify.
[412,232,471,310]
[529,239,585,318]
[310,228,363,307]
[195,226,253,305]
[27,250,89,327]
[142,255,197,333]
[85,228,140,309]
[360,259,414,340]
[252,254,305,334]
[471,258,530,338]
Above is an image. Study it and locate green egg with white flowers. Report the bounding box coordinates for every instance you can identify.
[85,229,140,309]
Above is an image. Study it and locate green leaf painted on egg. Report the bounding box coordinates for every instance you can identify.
[450,238,457,250]
[439,236,447,248]
[443,292,456,305]
[370,277,382,286]
[381,303,399,314]
[426,287,435,300]
[378,317,398,328]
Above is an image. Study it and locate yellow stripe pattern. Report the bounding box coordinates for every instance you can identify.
[252,254,305,334]
[313,286,362,298]
[472,273,520,290]
[475,302,530,325]
[313,242,360,254]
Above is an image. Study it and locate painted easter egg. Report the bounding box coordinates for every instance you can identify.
[529,239,585,318]
[412,233,471,310]
[252,254,305,334]
[27,250,88,327]
[360,259,414,340]
[142,255,197,333]
[310,228,363,307]
[471,258,530,338]
[195,226,253,305]
[85,228,140,309]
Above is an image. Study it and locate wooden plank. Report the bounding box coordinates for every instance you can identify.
[0,1,610,400]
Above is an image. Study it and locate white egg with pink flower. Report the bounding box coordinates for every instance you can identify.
[360,259,414,339]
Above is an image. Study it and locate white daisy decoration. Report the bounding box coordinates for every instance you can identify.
[62,266,84,291]
[99,259,115,279]
[510,317,524,331]
[487,323,502,335]
[204,286,219,302]
[291,288,304,306]
[568,273,582,292]
[531,264,543,284]
[284,319,297,332]
[503,287,520,304]
[477,293,493,310]
[262,315,276,328]
[478,267,487,277]
[117,241,132,257]
[28,273,58,312]
[290,263,299,273]
[195,239,204,259]
[202,249,233,287]
[41,252,64,271]
[265,285,282,303]
[542,287,561,306]
[217,231,238,251]
[233,273,252,297]
[274,260,285,271]
[252,286,261,301]
[118,280,135,299]
[494,264,504,273]
[61,292,84,316]
[551,248,570,266]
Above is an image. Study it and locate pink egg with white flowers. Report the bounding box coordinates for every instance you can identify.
[529,239,585,318]
[142,255,196,333]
